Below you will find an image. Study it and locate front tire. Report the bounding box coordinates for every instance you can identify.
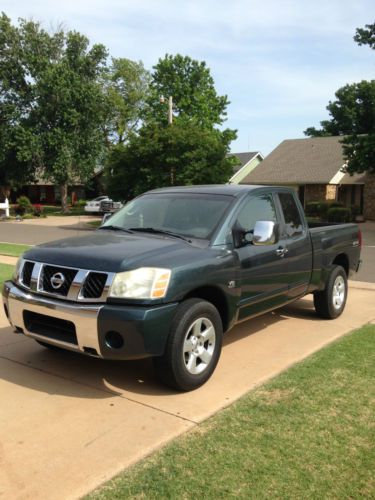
[313,265,348,319]
[153,299,223,391]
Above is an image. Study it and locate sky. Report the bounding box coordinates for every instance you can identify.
[1,0,374,155]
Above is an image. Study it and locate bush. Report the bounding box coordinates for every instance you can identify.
[75,199,87,207]
[305,202,321,217]
[33,204,44,217]
[350,205,361,221]
[306,200,345,220]
[16,196,32,216]
[327,207,352,223]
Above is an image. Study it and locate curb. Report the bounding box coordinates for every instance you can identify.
[349,280,375,291]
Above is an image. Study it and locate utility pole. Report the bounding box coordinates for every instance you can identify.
[168,95,173,125]
[160,95,175,185]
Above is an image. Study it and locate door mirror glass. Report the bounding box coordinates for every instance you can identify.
[253,221,278,246]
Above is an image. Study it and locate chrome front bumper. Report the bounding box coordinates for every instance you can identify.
[3,281,103,356]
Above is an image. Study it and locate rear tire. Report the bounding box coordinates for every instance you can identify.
[153,298,223,391]
[313,265,347,319]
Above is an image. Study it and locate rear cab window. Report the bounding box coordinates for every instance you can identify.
[278,192,304,237]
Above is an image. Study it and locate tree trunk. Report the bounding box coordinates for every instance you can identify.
[60,184,69,213]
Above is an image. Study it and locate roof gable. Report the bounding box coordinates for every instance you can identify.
[241,136,366,185]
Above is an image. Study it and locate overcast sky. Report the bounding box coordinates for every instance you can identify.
[2,0,374,155]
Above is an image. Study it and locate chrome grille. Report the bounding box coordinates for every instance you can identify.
[42,265,78,296]
[17,259,115,303]
[82,272,107,299]
[22,261,35,287]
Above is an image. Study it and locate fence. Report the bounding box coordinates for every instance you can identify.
[0,198,10,217]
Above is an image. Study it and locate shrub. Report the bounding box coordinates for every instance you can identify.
[350,205,361,221]
[327,206,352,223]
[16,196,32,216]
[75,199,87,207]
[305,202,321,217]
[33,204,44,217]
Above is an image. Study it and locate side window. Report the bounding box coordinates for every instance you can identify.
[236,194,277,233]
[278,193,303,237]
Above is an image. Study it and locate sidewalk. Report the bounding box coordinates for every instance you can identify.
[0,286,374,499]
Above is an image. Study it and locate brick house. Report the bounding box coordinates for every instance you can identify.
[241,136,375,220]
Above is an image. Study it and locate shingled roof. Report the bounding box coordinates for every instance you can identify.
[228,152,259,173]
[241,136,366,185]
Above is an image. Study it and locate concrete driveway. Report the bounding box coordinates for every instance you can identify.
[0,285,374,499]
[352,221,375,283]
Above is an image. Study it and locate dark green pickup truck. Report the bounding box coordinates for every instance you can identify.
[2,185,362,390]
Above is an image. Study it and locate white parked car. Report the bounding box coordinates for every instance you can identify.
[85,196,123,214]
[84,196,110,213]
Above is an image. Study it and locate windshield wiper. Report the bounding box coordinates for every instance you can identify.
[98,225,133,234]
[129,227,192,243]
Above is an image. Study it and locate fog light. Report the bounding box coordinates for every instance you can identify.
[105,331,124,349]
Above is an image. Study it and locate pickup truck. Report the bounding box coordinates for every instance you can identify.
[2,185,362,391]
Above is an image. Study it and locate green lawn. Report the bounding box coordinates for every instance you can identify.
[87,220,102,228]
[0,242,31,257]
[42,205,87,216]
[0,263,14,288]
[89,324,375,499]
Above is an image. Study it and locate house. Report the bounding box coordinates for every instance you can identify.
[240,136,375,220]
[10,168,103,205]
[227,151,263,184]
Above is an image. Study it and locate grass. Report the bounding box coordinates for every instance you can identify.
[87,220,102,228]
[0,242,31,257]
[41,205,87,216]
[89,324,375,499]
[0,263,14,288]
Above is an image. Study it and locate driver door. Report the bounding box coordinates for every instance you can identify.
[234,193,289,320]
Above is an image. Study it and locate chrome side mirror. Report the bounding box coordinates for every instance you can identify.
[101,213,112,225]
[253,221,278,246]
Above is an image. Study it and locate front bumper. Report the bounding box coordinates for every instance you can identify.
[2,281,178,360]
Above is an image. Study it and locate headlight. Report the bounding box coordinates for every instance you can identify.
[109,267,171,299]
[13,257,24,283]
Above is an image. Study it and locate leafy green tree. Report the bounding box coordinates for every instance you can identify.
[144,54,230,128]
[304,23,375,175]
[107,53,237,197]
[0,13,108,211]
[354,22,375,49]
[105,122,237,201]
[105,58,150,144]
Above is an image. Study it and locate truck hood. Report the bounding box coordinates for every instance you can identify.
[22,230,206,272]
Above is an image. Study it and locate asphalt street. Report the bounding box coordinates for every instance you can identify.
[0,221,94,245]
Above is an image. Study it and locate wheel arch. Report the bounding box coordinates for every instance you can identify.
[183,286,230,332]
[331,253,349,276]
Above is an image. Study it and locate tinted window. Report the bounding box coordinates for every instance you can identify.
[236,194,277,232]
[279,193,303,237]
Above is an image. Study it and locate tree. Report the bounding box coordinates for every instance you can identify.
[304,23,375,175]
[106,53,237,196]
[0,13,108,211]
[105,122,237,201]
[354,22,375,50]
[144,54,230,128]
[104,58,150,145]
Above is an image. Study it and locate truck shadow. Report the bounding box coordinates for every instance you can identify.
[0,297,321,398]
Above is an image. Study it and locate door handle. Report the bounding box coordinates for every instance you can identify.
[276,246,288,258]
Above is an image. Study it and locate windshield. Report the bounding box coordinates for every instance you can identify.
[101,193,233,240]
